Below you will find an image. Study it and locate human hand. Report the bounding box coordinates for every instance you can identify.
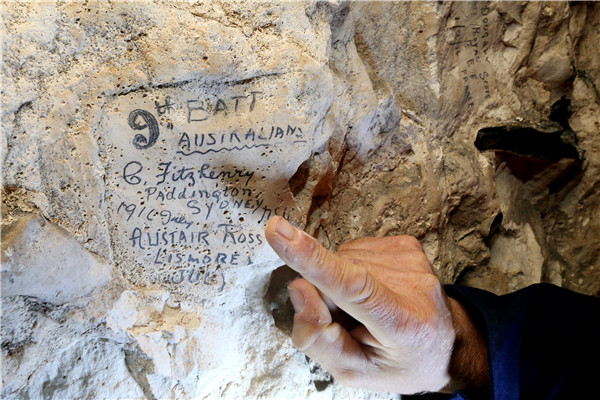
[265,216,488,394]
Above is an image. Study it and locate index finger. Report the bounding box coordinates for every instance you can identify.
[265,216,404,345]
[338,236,423,253]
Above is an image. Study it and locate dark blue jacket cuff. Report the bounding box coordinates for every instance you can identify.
[443,284,600,400]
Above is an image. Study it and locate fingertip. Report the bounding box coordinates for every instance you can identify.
[265,218,317,277]
[265,216,281,243]
[266,216,299,242]
[291,280,331,325]
[287,277,305,292]
[289,279,324,312]
[288,286,305,314]
[276,217,298,241]
[265,216,294,267]
[288,277,313,290]
[267,220,368,313]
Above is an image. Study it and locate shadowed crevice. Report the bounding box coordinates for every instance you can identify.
[474,126,580,162]
[124,343,157,400]
[475,98,581,162]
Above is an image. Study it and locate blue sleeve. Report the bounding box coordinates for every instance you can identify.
[443,283,600,400]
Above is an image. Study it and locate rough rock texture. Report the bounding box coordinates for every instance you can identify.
[2,1,599,399]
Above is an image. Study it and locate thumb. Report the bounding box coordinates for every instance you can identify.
[265,217,401,340]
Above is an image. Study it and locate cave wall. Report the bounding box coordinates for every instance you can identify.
[2,1,599,398]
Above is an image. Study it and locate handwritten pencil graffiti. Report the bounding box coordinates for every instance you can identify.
[102,85,308,298]
[447,2,497,109]
[129,109,160,149]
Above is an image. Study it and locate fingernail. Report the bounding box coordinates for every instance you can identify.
[276,217,297,241]
[288,287,305,313]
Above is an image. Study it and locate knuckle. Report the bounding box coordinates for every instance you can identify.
[291,307,332,351]
[290,332,303,349]
[296,306,331,328]
[396,235,423,251]
[338,237,372,251]
[352,269,376,305]
[407,250,432,268]
[333,368,364,388]
[333,262,369,302]
[416,273,444,305]
[308,240,329,269]
[291,333,309,351]
[337,249,367,265]
[336,242,352,252]
[421,272,441,290]
[291,323,320,351]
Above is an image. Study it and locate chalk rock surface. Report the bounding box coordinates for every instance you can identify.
[2,1,599,399]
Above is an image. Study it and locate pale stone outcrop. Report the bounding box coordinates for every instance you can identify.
[2,1,598,398]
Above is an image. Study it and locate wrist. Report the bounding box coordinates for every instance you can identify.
[442,297,489,393]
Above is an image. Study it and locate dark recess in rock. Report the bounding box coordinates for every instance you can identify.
[475,126,580,162]
[486,212,503,244]
[475,98,581,162]
[548,96,572,129]
[123,343,157,400]
[264,266,300,335]
[313,378,334,392]
[289,158,311,197]
[308,357,335,392]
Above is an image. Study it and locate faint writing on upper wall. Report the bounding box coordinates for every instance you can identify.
[446,1,497,108]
